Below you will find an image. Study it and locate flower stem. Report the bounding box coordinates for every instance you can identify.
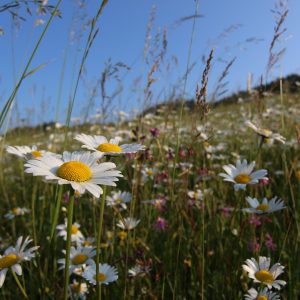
[63,189,75,300]
[12,270,28,299]
[96,187,107,300]
[50,185,63,241]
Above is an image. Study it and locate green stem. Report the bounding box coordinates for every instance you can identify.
[96,187,107,300]
[31,181,38,246]
[12,270,28,299]
[50,185,63,241]
[63,189,75,300]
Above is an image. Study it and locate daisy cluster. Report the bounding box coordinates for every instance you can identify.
[3,96,294,299]
[218,126,287,298]
[6,133,145,298]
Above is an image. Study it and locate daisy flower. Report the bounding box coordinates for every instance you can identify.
[242,256,286,290]
[116,217,140,230]
[0,236,39,288]
[57,246,96,274]
[82,263,118,285]
[106,190,132,210]
[4,207,30,220]
[74,133,145,155]
[68,280,88,300]
[6,145,57,160]
[245,120,286,144]
[244,287,280,300]
[242,196,286,214]
[57,220,84,246]
[219,159,268,191]
[80,237,95,248]
[24,151,123,198]
[128,264,151,277]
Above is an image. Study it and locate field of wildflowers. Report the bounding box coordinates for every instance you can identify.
[1,90,300,299]
[0,0,299,299]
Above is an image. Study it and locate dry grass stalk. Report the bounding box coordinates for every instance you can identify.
[195,49,214,118]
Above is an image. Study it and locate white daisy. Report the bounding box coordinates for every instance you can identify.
[242,256,286,290]
[242,196,286,214]
[57,220,84,246]
[0,236,39,288]
[57,246,96,275]
[116,217,140,230]
[24,151,123,198]
[128,264,151,277]
[82,263,118,285]
[219,159,268,191]
[6,145,57,160]
[80,237,95,248]
[106,190,132,210]
[68,280,88,300]
[187,189,204,201]
[4,207,30,220]
[244,287,280,300]
[74,133,145,155]
[245,120,286,144]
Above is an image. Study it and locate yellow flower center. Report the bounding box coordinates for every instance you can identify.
[116,198,124,204]
[234,173,251,184]
[71,282,81,293]
[255,270,274,284]
[0,254,20,269]
[146,169,153,176]
[82,241,92,247]
[118,231,127,240]
[97,143,122,153]
[71,225,79,234]
[12,208,20,215]
[256,204,269,211]
[31,150,42,158]
[257,296,268,300]
[94,273,107,282]
[203,141,210,148]
[57,161,92,182]
[261,129,272,137]
[72,253,88,265]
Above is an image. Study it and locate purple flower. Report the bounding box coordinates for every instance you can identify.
[149,127,160,137]
[265,233,277,251]
[249,215,262,227]
[154,217,168,231]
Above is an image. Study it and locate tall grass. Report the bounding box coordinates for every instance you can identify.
[0,1,298,299]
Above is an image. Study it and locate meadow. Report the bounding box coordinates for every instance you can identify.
[0,1,299,299]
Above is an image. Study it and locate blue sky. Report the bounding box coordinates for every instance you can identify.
[0,0,299,126]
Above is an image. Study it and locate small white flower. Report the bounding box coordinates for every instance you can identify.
[0,236,39,288]
[245,120,286,144]
[4,207,30,220]
[116,217,140,230]
[75,133,145,155]
[128,264,151,277]
[242,196,286,214]
[57,220,84,246]
[82,263,118,285]
[68,279,88,300]
[244,287,280,300]
[106,190,132,210]
[57,246,96,275]
[242,256,286,290]
[6,145,57,160]
[24,151,123,198]
[219,159,268,191]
